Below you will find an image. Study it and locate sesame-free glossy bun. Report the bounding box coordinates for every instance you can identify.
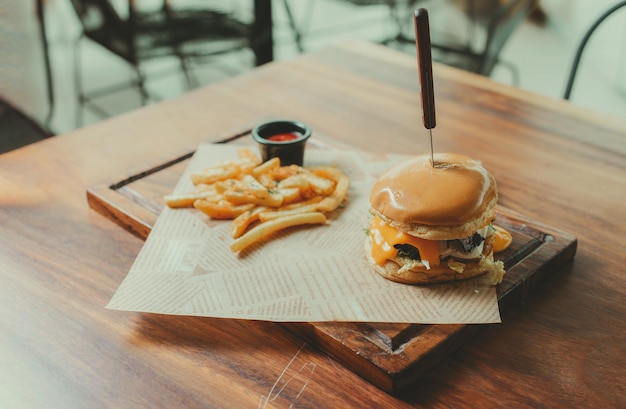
[369,153,497,240]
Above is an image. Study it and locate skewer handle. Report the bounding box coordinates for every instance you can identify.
[414,8,436,130]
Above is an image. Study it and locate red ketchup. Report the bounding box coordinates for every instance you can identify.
[267,132,300,142]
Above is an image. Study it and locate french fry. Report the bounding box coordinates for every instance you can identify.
[241,174,270,200]
[194,183,216,192]
[313,167,349,212]
[165,190,221,208]
[309,166,342,180]
[252,157,280,178]
[237,147,261,165]
[302,172,335,195]
[214,179,242,194]
[258,202,321,222]
[191,165,240,185]
[167,153,350,253]
[230,212,327,252]
[282,196,323,208]
[277,187,301,204]
[236,161,256,176]
[278,172,334,196]
[165,183,220,208]
[231,206,267,238]
[257,172,277,188]
[194,199,254,219]
[258,197,323,222]
[276,174,309,189]
[223,188,283,207]
[270,164,302,181]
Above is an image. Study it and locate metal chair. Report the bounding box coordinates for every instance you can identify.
[564,1,626,100]
[426,0,537,79]
[68,0,253,125]
[281,0,420,53]
[385,0,537,82]
[282,0,535,81]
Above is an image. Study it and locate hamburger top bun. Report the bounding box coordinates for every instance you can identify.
[369,153,497,240]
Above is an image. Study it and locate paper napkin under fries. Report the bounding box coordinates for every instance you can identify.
[107,143,501,324]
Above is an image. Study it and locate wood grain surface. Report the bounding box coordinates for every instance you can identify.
[1,40,625,408]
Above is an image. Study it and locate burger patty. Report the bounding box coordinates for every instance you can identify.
[391,234,495,270]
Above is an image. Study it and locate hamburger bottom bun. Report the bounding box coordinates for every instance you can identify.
[365,235,505,285]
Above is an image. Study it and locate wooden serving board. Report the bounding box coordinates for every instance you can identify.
[87,131,577,394]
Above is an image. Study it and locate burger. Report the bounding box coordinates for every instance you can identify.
[366,153,506,285]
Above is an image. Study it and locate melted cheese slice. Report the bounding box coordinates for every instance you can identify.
[492,225,512,253]
[369,216,441,266]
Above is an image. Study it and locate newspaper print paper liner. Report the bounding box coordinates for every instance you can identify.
[107,143,500,324]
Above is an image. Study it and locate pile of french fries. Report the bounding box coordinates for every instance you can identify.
[165,147,349,252]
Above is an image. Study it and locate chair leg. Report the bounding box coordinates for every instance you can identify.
[73,34,85,128]
[282,0,305,53]
[494,59,520,86]
[73,36,159,122]
[133,66,150,105]
[281,0,316,53]
[386,0,410,42]
[73,37,113,124]
[178,56,200,90]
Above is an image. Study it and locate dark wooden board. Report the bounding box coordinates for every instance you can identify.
[87,131,577,394]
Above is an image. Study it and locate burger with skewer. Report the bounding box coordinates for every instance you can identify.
[366,153,511,285]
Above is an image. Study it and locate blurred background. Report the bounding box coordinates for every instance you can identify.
[1,0,625,143]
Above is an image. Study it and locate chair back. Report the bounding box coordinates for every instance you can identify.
[564,1,626,100]
[68,0,124,33]
[426,0,535,77]
[478,0,536,75]
[68,0,139,62]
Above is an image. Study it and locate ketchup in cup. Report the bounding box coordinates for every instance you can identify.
[252,120,312,166]
[267,132,301,142]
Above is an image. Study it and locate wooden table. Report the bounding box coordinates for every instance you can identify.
[1,40,625,408]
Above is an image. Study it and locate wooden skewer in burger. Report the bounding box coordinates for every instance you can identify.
[365,9,511,285]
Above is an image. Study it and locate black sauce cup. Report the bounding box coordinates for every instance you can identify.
[252,120,311,166]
